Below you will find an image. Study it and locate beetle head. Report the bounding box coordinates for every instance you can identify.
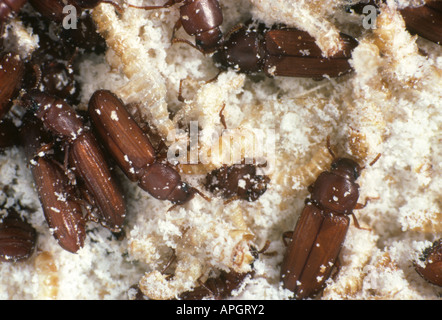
[241,175,270,202]
[213,25,266,74]
[195,29,224,54]
[167,182,196,205]
[330,157,361,181]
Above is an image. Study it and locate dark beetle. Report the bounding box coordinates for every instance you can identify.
[0,52,25,120]
[130,0,224,54]
[213,23,358,79]
[27,0,107,54]
[179,242,269,299]
[214,23,358,77]
[179,270,251,300]
[20,113,86,253]
[399,1,442,45]
[133,269,252,300]
[0,208,37,262]
[280,140,379,299]
[22,89,126,232]
[205,163,269,202]
[88,89,200,205]
[415,239,442,287]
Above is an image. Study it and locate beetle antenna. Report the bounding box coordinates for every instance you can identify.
[171,38,205,54]
[192,187,211,202]
[326,135,336,159]
[31,64,42,90]
[369,153,382,167]
[219,103,227,129]
[102,1,124,14]
[161,250,176,274]
[360,153,382,170]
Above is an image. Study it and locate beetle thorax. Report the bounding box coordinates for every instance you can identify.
[310,171,359,214]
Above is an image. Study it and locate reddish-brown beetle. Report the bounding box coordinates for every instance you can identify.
[178,242,270,299]
[415,239,442,287]
[22,89,126,232]
[129,0,224,54]
[204,163,270,202]
[0,208,37,262]
[399,1,442,45]
[213,23,358,79]
[88,89,201,205]
[280,139,380,299]
[0,52,25,120]
[20,113,86,253]
[178,269,251,300]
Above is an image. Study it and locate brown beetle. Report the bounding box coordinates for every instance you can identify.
[131,270,251,300]
[22,89,126,232]
[0,0,27,32]
[20,113,86,253]
[88,89,201,205]
[415,239,442,287]
[0,52,25,120]
[399,1,442,45]
[129,0,224,54]
[178,242,270,299]
[0,208,37,262]
[204,163,270,202]
[280,139,379,299]
[213,23,358,79]
[178,269,251,300]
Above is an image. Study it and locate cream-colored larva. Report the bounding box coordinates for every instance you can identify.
[92,3,177,142]
[35,251,59,300]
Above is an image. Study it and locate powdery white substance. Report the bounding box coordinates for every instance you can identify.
[0,0,441,299]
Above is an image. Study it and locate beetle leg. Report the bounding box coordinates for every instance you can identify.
[219,103,227,129]
[255,240,276,257]
[172,37,205,54]
[223,195,240,205]
[192,187,211,202]
[350,212,371,231]
[167,203,180,212]
[161,250,177,274]
[354,196,379,210]
[178,78,186,102]
[326,136,336,159]
[171,19,182,42]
